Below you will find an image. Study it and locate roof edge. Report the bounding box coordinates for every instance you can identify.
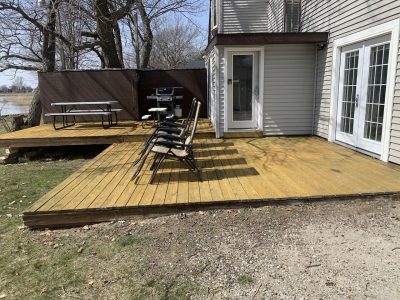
[205,32,329,54]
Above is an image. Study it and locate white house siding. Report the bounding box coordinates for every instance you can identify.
[222,0,286,33]
[263,44,316,135]
[218,47,225,134]
[222,0,269,33]
[266,0,285,32]
[206,49,218,132]
[301,0,400,164]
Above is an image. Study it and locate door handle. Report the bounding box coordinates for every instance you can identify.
[355,94,359,107]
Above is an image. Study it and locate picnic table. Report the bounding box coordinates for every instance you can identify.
[45,101,122,130]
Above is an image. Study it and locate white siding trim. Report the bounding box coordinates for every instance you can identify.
[223,46,265,132]
[215,46,221,138]
[328,19,400,162]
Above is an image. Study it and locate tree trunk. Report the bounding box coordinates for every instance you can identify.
[114,22,124,68]
[27,0,59,127]
[10,115,25,131]
[94,0,123,68]
[27,89,41,127]
[138,1,153,69]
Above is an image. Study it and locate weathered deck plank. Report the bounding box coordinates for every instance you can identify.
[0,120,214,148]
[23,136,400,228]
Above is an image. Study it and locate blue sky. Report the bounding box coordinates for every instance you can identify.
[0,2,209,88]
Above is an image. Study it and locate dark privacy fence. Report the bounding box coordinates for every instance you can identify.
[38,68,207,124]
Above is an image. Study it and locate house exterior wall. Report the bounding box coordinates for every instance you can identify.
[221,0,284,34]
[264,44,316,135]
[210,44,316,136]
[208,0,400,163]
[300,0,400,164]
[206,49,218,132]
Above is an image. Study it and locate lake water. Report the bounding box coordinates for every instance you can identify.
[0,96,30,116]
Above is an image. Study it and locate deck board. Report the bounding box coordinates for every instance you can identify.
[0,120,214,148]
[23,136,400,228]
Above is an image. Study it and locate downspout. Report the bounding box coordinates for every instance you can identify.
[311,45,318,136]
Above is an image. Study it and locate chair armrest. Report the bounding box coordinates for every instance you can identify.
[154,133,184,141]
[153,139,184,149]
[159,120,184,128]
[155,127,181,134]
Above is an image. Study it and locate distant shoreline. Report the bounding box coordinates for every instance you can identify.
[0,93,34,105]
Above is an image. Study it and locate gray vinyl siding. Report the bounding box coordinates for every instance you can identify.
[267,0,285,32]
[391,51,400,164]
[264,44,316,135]
[300,0,400,164]
[222,0,269,33]
[221,0,284,33]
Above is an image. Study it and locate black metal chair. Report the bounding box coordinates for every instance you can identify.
[132,100,201,183]
[132,98,198,167]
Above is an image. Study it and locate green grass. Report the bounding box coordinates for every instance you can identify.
[0,122,207,299]
[237,275,254,285]
[0,159,87,298]
[0,145,203,298]
[116,234,150,247]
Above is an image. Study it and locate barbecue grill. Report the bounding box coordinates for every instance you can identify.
[147,87,183,113]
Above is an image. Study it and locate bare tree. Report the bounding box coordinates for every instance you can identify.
[126,0,204,69]
[150,17,204,69]
[0,0,206,127]
[0,0,134,126]
[11,76,25,92]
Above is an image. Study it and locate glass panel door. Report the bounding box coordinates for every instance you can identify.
[336,35,391,156]
[340,50,359,135]
[335,43,362,147]
[227,51,258,129]
[363,44,390,142]
[233,55,253,121]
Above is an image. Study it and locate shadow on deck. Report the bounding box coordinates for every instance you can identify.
[23,136,400,228]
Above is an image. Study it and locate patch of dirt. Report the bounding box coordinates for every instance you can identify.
[15,197,400,298]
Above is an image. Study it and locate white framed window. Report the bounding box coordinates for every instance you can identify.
[284,0,301,32]
[211,0,217,29]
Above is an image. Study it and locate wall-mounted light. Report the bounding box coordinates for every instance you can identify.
[317,43,326,51]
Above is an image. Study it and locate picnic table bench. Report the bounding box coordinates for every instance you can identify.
[45,101,122,130]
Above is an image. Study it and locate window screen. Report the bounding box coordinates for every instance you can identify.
[285,0,301,32]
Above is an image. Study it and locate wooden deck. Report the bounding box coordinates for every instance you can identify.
[23,136,400,228]
[0,120,214,148]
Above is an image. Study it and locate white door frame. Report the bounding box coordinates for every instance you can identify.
[329,19,400,162]
[224,47,264,132]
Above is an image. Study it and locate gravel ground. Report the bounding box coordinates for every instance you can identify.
[123,196,400,300]
[4,196,400,299]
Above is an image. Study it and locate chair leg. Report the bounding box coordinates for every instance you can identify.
[132,147,151,181]
[150,153,161,170]
[132,144,149,167]
[150,155,165,184]
[181,158,195,171]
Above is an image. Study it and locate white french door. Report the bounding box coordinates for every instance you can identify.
[227,51,259,129]
[336,35,391,155]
